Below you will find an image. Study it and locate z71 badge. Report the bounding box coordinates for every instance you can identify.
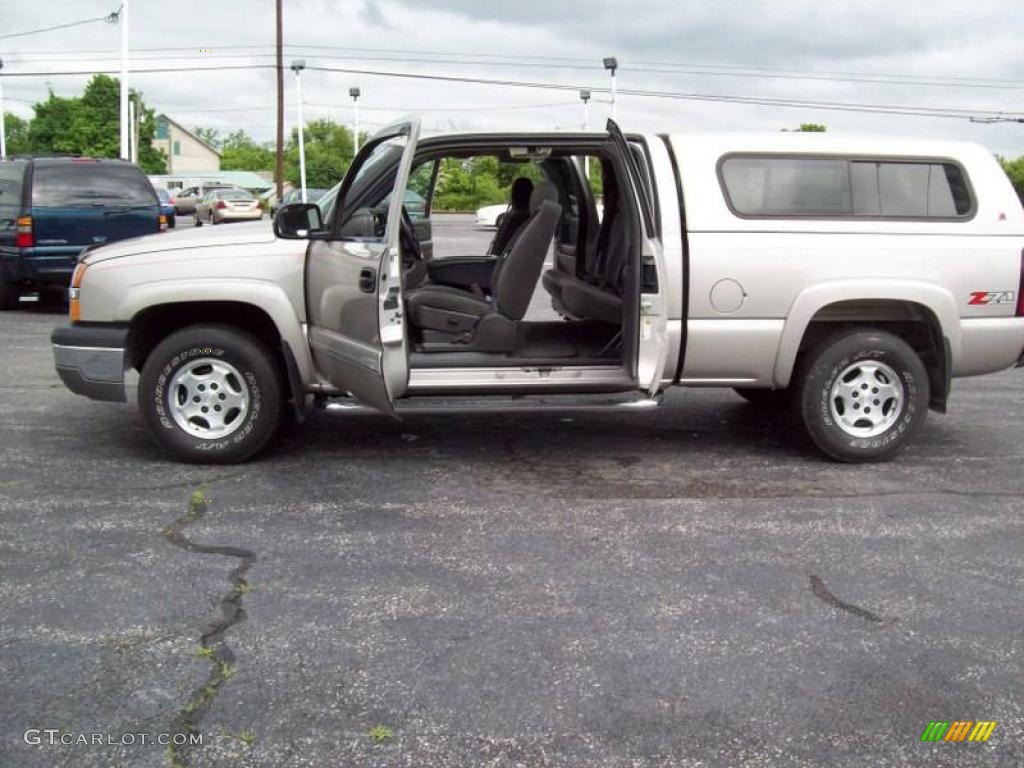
[967,291,1015,306]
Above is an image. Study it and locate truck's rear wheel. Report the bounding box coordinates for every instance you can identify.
[139,325,282,463]
[795,328,928,463]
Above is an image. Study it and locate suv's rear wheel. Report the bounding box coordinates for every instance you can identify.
[139,325,282,463]
[795,328,929,462]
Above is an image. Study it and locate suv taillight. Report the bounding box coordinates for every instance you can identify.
[1017,249,1024,317]
[15,216,33,248]
[158,214,168,231]
[216,201,227,210]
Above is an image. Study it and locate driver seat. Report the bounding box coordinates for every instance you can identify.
[406,183,561,352]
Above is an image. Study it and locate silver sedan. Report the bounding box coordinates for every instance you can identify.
[194,188,263,225]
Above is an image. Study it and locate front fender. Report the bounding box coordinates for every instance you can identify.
[115,279,315,384]
[772,279,961,388]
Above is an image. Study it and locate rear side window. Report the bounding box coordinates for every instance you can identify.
[0,162,25,209]
[720,155,974,219]
[31,163,158,208]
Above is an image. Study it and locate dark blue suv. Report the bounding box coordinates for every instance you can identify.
[0,157,163,309]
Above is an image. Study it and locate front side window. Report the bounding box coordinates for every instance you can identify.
[720,155,973,219]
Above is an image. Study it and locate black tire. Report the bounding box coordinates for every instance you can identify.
[138,325,282,464]
[733,387,791,409]
[167,214,176,229]
[494,213,505,229]
[193,212,202,227]
[0,279,20,310]
[795,328,929,463]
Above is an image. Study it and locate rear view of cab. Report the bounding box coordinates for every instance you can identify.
[0,157,163,309]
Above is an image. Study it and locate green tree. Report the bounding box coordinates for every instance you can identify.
[193,126,222,150]
[219,129,274,172]
[24,75,166,173]
[285,119,355,188]
[999,155,1024,201]
[1,113,31,155]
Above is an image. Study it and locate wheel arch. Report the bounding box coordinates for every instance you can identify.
[774,282,959,412]
[122,285,314,403]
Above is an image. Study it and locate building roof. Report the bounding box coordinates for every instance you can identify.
[148,170,275,191]
[155,114,222,157]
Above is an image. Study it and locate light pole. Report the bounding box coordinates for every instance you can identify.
[580,89,591,179]
[291,60,307,203]
[603,56,618,121]
[349,87,361,155]
[119,0,130,160]
[0,58,6,159]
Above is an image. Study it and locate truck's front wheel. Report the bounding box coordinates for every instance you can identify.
[139,325,282,463]
[795,328,929,463]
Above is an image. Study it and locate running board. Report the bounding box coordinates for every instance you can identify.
[323,392,662,415]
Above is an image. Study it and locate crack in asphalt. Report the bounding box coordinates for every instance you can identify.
[808,574,884,624]
[162,489,255,767]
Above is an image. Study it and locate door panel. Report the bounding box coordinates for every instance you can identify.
[305,119,421,413]
[607,120,669,394]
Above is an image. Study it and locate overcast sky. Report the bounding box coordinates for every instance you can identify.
[3,0,1022,156]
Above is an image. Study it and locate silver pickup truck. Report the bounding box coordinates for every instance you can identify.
[51,119,1024,463]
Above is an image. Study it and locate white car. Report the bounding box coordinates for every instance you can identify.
[477,201,603,227]
[475,203,507,227]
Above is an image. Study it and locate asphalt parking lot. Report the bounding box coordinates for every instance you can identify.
[1,230,1023,766]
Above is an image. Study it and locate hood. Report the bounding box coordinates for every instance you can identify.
[82,221,277,264]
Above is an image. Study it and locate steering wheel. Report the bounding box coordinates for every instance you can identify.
[398,205,428,289]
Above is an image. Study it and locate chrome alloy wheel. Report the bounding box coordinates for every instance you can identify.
[167,357,249,439]
[828,360,904,438]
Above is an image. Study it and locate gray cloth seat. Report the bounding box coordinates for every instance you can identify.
[543,165,626,325]
[543,205,626,324]
[406,182,561,352]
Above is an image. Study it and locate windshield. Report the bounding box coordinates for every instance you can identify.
[156,188,172,202]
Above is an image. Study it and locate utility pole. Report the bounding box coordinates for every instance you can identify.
[580,89,591,180]
[349,87,361,155]
[603,57,618,121]
[291,61,307,203]
[128,97,136,164]
[0,58,6,159]
[119,0,130,159]
[274,0,284,202]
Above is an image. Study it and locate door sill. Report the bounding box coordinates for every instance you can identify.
[325,390,661,415]
[406,364,634,394]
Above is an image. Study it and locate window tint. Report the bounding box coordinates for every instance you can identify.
[721,155,973,219]
[721,157,851,216]
[32,164,158,207]
[0,162,25,209]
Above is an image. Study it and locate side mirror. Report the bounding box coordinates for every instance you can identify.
[274,202,327,240]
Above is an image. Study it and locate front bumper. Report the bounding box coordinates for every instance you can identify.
[51,324,130,402]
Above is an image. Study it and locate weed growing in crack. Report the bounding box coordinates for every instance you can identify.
[368,725,394,744]
[235,730,256,747]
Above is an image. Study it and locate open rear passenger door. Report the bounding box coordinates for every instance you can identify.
[305,119,421,414]
[607,119,669,395]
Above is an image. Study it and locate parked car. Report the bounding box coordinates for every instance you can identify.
[193,188,263,226]
[173,184,234,215]
[155,187,177,228]
[374,188,427,220]
[271,187,329,215]
[475,203,507,228]
[52,120,1024,464]
[0,156,164,309]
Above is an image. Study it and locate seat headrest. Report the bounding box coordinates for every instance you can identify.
[529,181,558,214]
[509,177,533,210]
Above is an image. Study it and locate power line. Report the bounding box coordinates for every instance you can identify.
[2,62,1021,122]
[0,6,121,41]
[5,43,1023,91]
